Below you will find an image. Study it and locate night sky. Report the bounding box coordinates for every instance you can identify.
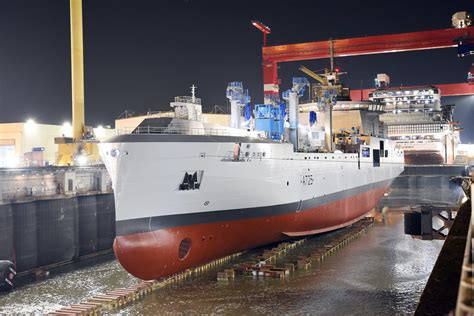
[0,0,473,141]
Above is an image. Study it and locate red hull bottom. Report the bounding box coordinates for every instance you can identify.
[114,186,389,280]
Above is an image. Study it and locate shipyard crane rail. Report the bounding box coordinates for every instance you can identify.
[261,26,474,97]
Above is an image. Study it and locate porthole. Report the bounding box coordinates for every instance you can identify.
[178,238,192,260]
[110,149,120,157]
[286,181,289,186]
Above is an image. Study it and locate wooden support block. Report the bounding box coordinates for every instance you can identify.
[224,269,235,278]
[297,262,311,270]
[297,258,311,269]
[217,272,229,281]
[62,306,90,313]
[271,267,290,275]
[284,263,295,272]
[55,308,84,315]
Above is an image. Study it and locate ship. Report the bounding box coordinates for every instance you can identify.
[99,82,404,281]
[368,75,460,165]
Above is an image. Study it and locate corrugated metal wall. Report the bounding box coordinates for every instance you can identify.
[12,202,38,271]
[0,194,115,273]
[0,204,14,263]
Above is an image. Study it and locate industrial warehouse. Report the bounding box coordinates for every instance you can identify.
[0,1,473,315]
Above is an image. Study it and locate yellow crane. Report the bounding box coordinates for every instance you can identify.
[298,65,327,85]
[56,0,100,166]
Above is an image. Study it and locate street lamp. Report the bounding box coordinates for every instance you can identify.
[251,20,271,46]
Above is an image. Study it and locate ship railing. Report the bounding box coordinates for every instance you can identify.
[116,126,269,139]
[173,96,202,105]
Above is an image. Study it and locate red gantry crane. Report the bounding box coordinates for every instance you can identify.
[257,23,474,100]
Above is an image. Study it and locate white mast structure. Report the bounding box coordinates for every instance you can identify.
[226,82,251,129]
[283,77,309,151]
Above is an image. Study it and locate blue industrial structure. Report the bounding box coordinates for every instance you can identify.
[309,111,317,126]
[244,103,252,121]
[254,104,285,140]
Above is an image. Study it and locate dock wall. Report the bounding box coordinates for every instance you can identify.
[0,194,115,273]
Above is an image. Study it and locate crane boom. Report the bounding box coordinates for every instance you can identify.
[298,66,326,84]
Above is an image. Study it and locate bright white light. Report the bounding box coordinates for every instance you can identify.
[4,155,20,168]
[25,119,37,134]
[95,125,105,139]
[77,155,88,166]
[62,122,72,137]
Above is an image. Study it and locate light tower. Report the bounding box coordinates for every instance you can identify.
[251,20,271,46]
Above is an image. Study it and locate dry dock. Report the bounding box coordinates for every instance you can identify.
[0,209,444,314]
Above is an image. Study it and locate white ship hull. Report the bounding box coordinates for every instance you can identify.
[99,134,404,280]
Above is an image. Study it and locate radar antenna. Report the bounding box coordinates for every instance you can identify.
[191,84,197,103]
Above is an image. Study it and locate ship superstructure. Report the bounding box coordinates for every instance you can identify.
[99,83,404,281]
[369,82,459,164]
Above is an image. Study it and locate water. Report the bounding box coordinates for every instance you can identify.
[0,209,443,315]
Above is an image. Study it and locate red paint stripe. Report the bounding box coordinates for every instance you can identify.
[114,186,388,280]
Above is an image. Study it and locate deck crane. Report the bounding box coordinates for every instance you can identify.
[282,77,309,151]
[298,66,347,152]
[226,82,251,129]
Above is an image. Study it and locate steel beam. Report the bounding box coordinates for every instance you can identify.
[262,26,474,97]
[263,27,474,63]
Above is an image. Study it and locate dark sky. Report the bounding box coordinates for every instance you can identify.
[0,0,473,141]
